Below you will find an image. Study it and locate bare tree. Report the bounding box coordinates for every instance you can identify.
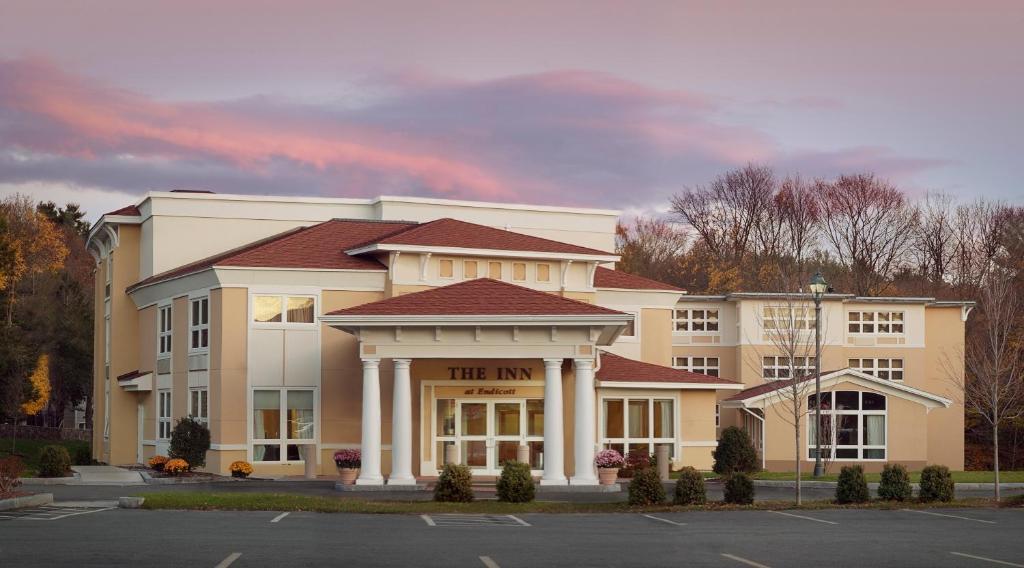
[774,175,821,286]
[913,193,956,294]
[615,216,689,287]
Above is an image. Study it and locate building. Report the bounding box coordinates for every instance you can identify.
[87,191,970,480]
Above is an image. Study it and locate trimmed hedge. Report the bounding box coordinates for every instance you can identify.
[169,417,210,470]
[712,427,758,475]
[836,465,869,504]
[38,445,72,478]
[496,461,535,503]
[723,473,755,505]
[673,467,706,505]
[877,463,912,502]
[919,465,955,502]
[628,467,666,506]
[434,463,474,502]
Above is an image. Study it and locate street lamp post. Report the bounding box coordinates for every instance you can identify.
[809,272,828,478]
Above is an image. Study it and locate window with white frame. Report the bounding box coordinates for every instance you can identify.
[157,305,172,357]
[808,391,886,460]
[763,305,814,331]
[252,295,315,324]
[252,389,315,462]
[762,355,816,380]
[536,263,551,282]
[672,356,720,377]
[189,297,209,350]
[104,255,112,299]
[849,358,904,381]
[158,389,172,439]
[189,388,209,425]
[673,308,719,332]
[601,397,675,460]
[715,404,720,428]
[848,311,905,334]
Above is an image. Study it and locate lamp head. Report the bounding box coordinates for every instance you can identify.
[809,271,828,298]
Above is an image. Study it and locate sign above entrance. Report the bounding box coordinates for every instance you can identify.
[447,367,533,381]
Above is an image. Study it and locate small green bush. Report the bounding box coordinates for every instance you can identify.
[169,417,211,470]
[38,445,72,478]
[673,467,706,505]
[712,427,758,475]
[723,473,755,505]
[919,465,955,502]
[628,466,666,506]
[836,465,870,503]
[72,445,92,466]
[496,461,535,503]
[877,463,912,501]
[434,463,474,502]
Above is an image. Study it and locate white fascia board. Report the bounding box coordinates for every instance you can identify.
[595,380,745,390]
[344,243,620,263]
[129,265,388,301]
[375,195,620,216]
[731,369,952,409]
[119,372,153,392]
[86,214,144,249]
[320,314,633,326]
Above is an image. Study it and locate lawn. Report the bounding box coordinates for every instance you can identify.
[0,437,90,477]
[750,470,1024,483]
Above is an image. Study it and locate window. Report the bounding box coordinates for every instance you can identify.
[253,389,315,462]
[762,356,816,380]
[602,397,675,460]
[848,311,905,334]
[189,388,208,425]
[253,295,315,324]
[158,390,172,439]
[715,404,720,428]
[849,358,904,381]
[488,262,502,279]
[808,391,886,460]
[190,297,209,350]
[104,255,112,299]
[157,305,172,357]
[763,305,814,331]
[536,263,551,282]
[439,259,454,279]
[463,260,478,279]
[620,312,637,337]
[673,308,719,332]
[672,356,720,377]
[512,262,527,281]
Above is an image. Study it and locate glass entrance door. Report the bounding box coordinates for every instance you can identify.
[435,399,544,475]
[459,402,488,471]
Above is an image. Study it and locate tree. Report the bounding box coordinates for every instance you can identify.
[0,195,69,326]
[9,354,50,453]
[615,216,689,288]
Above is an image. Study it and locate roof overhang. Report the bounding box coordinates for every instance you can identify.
[596,380,745,390]
[344,243,620,263]
[321,313,633,327]
[118,371,153,392]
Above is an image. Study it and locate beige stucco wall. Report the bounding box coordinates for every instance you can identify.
[924,307,966,470]
[679,390,718,470]
[209,287,248,450]
[640,308,672,366]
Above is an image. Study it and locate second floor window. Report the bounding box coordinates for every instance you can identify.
[848,311,905,334]
[849,358,904,381]
[190,297,209,350]
[763,355,816,380]
[158,305,172,357]
[674,308,719,332]
[253,295,315,324]
[763,305,814,331]
[673,356,720,377]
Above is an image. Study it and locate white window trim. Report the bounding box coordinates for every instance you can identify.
[157,389,172,441]
[189,297,210,352]
[511,262,528,282]
[536,263,552,283]
[617,310,640,342]
[762,355,816,381]
[487,261,503,280]
[438,258,455,280]
[673,307,720,334]
[157,304,173,358]
[763,305,814,331]
[849,358,904,381]
[806,391,888,461]
[188,387,209,425]
[251,294,318,327]
[462,260,479,280]
[250,388,319,464]
[847,310,906,336]
[672,356,720,377]
[599,395,677,460]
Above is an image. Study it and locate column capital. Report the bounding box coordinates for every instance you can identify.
[573,358,594,370]
[543,358,564,367]
[361,358,381,368]
[393,358,412,370]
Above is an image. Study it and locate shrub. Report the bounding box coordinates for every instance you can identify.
[919,465,955,502]
[594,449,625,469]
[434,463,474,502]
[0,456,24,498]
[333,449,361,469]
[723,473,755,505]
[230,461,254,478]
[836,465,870,504]
[621,448,653,478]
[164,458,189,475]
[148,455,169,471]
[627,466,666,506]
[496,461,535,503]
[877,463,912,501]
[673,467,707,505]
[712,427,758,475]
[38,445,72,478]
[72,445,92,466]
[169,417,211,471]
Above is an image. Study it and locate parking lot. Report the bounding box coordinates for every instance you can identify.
[1,504,1023,567]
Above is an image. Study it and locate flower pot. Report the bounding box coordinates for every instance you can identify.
[598,467,619,485]
[337,466,359,485]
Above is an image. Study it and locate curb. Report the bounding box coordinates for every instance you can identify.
[0,492,53,511]
[140,471,238,485]
[335,483,428,492]
[19,473,82,486]
[752,480,1024,490]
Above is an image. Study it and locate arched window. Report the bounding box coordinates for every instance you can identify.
[807,391,886,461]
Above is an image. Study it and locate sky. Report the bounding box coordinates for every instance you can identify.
[0,0,1021,222]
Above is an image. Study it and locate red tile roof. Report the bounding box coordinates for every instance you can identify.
[127,219,415,292]
[363,218,614,257]
[105,205,141,216]
[724,370,841,401]
[326,278,625,317]
[596,352,740,385]
[593,267,683,292]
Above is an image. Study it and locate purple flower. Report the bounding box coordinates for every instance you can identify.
[594,449,624,468]
[333,448,362,468]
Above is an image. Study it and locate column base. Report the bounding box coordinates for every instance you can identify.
[569,476,599,486]
[387,476,418,486]
[355,476,384,486]
[539,477,568,486]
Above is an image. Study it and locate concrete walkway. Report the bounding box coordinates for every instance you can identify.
[69,466,145,486]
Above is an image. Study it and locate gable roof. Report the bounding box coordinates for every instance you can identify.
[595,352,742,388]
[347,217,616,258]
[127,219,415,293]
[105,205,141,217]
[722,368,952,409]
[593,267,683,292]
[326,278,626,317]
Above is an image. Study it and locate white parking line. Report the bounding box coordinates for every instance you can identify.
[421,514,436,526]
[507,515,531,527]
[479,556,501,568]
[767,510,837,525]
[214,552,242,568]
[721,553,771,568]
[901,509,996,524]
[270,512,289,523]
[950,552,1024,567]
[642,514,686,526]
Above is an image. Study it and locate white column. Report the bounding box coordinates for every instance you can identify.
[356,358,383,485]
[389,358,415,485]
[540,358,567,485]
[571,358,598,485]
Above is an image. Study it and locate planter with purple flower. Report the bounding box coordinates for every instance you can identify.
[594,449,624,485]
[333,449,361,485]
